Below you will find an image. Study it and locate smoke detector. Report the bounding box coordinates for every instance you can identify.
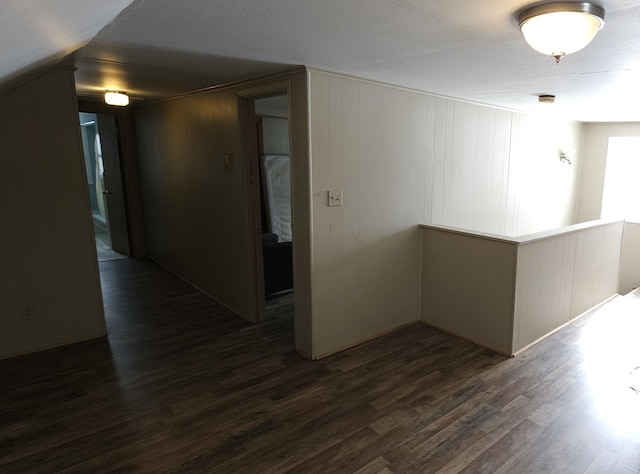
[538,94,556,103]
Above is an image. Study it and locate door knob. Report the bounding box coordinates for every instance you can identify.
[102,190,113,195]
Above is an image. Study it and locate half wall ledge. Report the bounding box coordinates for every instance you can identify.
[419,219,624,356]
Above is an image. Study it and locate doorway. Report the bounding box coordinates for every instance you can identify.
[242,92,294,322]
[78,112,130,261]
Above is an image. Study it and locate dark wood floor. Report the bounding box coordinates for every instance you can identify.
[1,258,640,473]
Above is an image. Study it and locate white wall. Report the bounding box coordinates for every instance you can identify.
[0,68,106,358]
[578,123,640,222]
[513,220,623,352]
[620,221,640,294]
[308,70,583,358]
[420,227,517,355]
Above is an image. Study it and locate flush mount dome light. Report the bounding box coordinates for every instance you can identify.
[519,2,605,63]
[104,91,129,106]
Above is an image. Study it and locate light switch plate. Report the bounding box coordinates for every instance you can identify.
[224,153,234,171]
[328,190,343,207]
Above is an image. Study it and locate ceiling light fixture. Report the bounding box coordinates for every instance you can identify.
[539,94,556,103]
[104,91,129,107]
[519,2,605,63]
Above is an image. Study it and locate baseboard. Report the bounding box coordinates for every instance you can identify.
[511,293,620,357]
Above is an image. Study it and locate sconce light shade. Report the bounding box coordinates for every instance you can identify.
[519,2,605,62]
[104,91,129,106]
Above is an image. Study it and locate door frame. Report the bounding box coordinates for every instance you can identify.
[78,99,146,258]
[95,113,130,255]
[237,82,291,323]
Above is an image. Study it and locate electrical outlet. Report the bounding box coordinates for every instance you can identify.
[20,304,36,321]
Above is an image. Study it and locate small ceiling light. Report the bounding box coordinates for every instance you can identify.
[539,94,556,103]
[519,2,605,63]
[104,91,129,107]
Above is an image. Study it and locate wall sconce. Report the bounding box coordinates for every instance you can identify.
[519,2,605,63]
[560,149,575,164]
[104,91,129,107]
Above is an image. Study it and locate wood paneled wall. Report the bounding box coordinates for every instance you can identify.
[0,68,106,358]
[130,67,586,360]
[512,232,575,352]
[309,74,423,357]
[513,220,623,352]
[135,91,255,318]
[420,221,623,356]
[287,73,313,357]
[420,227,517,355]
[133,71,314,357]
[620,221,640,294]
[308,70,583,357]
[576,123,640,296]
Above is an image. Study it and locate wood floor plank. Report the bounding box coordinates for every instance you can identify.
[1,258,640,472]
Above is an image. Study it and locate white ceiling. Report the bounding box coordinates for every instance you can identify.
[0,0,134,83]
[3,0,640,122]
